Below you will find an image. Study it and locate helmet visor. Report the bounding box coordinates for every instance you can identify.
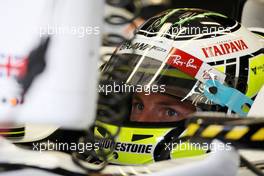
[100,52,202,123]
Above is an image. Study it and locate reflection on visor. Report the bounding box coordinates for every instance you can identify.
[102,53,198,99]
[101,53,200,123]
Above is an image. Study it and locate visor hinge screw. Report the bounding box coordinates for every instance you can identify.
[209,86,218,95]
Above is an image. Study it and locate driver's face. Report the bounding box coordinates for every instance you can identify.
[130,92,196,122]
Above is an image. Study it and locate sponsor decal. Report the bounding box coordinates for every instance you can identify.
[202,39,248,58]
[0,54,28,78]
[251,67,257,75]
[98,139,153,154]
[201,68,216,80]
[119,41,167,52]
[167,48,203,77]
[197,64,226,83]
[251,64,264,75]
[167,48,226,83]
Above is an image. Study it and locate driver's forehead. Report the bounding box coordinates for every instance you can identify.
[133,92,182,105]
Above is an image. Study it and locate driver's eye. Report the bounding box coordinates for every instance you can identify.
[165,108,178,117]
[133,102,144,111]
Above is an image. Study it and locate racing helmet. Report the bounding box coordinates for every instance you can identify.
[94,8,264,165]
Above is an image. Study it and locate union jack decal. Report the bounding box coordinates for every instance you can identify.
[0,54,28,79]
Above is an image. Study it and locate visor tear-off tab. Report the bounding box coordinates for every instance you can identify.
[204,80,253,116]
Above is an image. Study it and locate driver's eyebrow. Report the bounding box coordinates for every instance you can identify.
[132,94,142,102]
[156,101,180,106]
[154,96,182,105]
[155,97,194,107]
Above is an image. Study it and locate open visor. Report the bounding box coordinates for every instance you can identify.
[99,41,256,123]
[99,52,211,124]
